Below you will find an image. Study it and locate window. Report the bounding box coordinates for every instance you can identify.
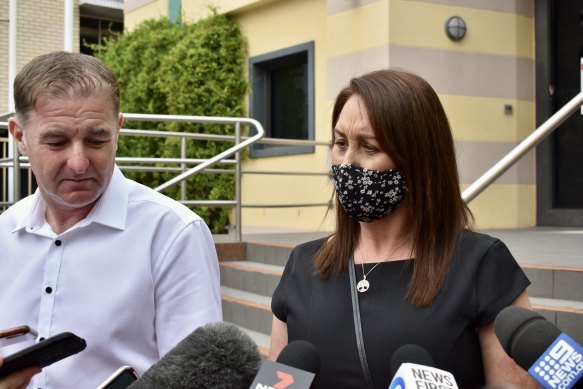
[249,42,315,157]
[80,17,123,56]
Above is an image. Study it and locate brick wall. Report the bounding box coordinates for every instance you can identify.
[0,0,80,113]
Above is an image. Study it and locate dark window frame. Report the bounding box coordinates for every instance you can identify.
[249,41,315,157]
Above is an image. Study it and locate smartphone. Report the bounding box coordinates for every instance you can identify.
[0,325,38,348]
[0,332,86,378]
[96,366,139,389]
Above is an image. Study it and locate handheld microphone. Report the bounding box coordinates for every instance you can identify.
[388,344,459,389]
[249,340,320,389]
[128,321,262,389]
[494,306,583,389]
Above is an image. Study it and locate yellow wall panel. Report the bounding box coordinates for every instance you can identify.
[465,184,536,228]
[440,95,535,142]
[389,0,534,58]
[326,1,389,58]
[125,0,168,31]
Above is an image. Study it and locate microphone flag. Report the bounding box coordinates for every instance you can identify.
[249,360,315,389]
[528,332,583,389]
[388,363,458,389]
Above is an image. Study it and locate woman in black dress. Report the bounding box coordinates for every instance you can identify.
[269,69,538,389]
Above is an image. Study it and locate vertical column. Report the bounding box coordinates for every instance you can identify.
[64,0,73,51]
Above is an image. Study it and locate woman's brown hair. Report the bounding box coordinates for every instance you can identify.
[314,69,473,307]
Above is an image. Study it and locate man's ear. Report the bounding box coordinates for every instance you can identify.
[117,112,124,130]
[8,117,28,156]
[114,113,124,152]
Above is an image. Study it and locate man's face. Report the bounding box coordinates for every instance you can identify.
[9,93,123,212]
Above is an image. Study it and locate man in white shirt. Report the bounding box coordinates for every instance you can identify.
[0,51,222,388]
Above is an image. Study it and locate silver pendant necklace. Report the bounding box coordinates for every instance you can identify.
[357,236,410,293]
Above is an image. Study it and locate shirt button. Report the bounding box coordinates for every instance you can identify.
[55,240,62,246]
[45,287,53,294]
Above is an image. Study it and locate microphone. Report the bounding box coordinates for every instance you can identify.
[249,340,320,389]
[388,344,459,389]
[128,321,262,389]
[494,306,583,389]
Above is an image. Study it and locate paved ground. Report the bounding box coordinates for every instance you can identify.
[214,226,583,269]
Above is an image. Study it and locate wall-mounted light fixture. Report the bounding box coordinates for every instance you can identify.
[445,16,467,41]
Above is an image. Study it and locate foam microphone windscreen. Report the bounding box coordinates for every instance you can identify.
[389,344,435,378]
[275,340,320,374]
[494,306,561,370]
[129,322,262,389]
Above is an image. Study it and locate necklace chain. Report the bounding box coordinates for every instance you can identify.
[356,236,410,293]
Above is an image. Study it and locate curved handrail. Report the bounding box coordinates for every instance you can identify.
[121,113,265,192]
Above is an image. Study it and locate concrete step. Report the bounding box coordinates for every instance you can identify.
[220,261,283,297]
[246,242,293,267]
[221,285,272,336]
[532,297,583,344]
[236,324,270,358]
[523,264,583,301]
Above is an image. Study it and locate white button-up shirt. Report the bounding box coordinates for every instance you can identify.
[0,166,222,388]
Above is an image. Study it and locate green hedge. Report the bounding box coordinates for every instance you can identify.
[95,14,248,233]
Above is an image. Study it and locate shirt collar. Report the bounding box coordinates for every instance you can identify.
[12,165,128,233]
[82,165,128,230]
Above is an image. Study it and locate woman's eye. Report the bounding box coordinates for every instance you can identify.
[364,145,378,153]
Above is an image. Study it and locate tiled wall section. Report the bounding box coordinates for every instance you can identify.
[0,0,80,112]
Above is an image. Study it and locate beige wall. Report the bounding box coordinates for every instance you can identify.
[125,0,537,230]
[0,0,80,113]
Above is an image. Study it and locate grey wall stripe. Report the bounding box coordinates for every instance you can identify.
[408,0,534,18]
[327,45,534,101]
[456,140,534,185]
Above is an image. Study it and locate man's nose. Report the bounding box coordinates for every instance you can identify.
[67,145,89,175]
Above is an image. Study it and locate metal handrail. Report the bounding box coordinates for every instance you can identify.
[462,92,583,203]
[0,113,266,241]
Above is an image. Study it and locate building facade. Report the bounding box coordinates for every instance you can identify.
[4,0,581,230]
[127,0,582,231]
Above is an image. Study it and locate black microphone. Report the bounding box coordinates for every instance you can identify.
[389,344,435,378]
[387,344,459,389]
[129,321,262,389]
[249,340,320,389]
[494,306,583,389]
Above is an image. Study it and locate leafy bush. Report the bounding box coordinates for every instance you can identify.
[96,14,248,232]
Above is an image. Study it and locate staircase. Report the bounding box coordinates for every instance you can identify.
[216,228,583,356]
[217,241,292,357]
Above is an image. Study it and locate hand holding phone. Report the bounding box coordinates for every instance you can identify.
[0,332,86,378]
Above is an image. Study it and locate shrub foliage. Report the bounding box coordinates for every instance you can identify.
[96,14,248,232]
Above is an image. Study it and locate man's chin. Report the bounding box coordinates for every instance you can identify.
[48,192,103,210]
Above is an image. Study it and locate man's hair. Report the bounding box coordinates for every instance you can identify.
[13,51,120,124]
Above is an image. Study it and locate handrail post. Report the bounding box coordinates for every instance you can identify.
[12,138,20,201]
[180,136,187,201]
[235,122,242,242]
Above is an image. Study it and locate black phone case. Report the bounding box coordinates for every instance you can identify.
[0,332,87,378]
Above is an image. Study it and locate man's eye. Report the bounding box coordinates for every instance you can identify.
[87,139,108,147]
[334,140,347,148]
[45,142,66,148]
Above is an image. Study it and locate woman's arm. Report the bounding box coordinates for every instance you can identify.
[269,315,289,361]
[478,290,539,388]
